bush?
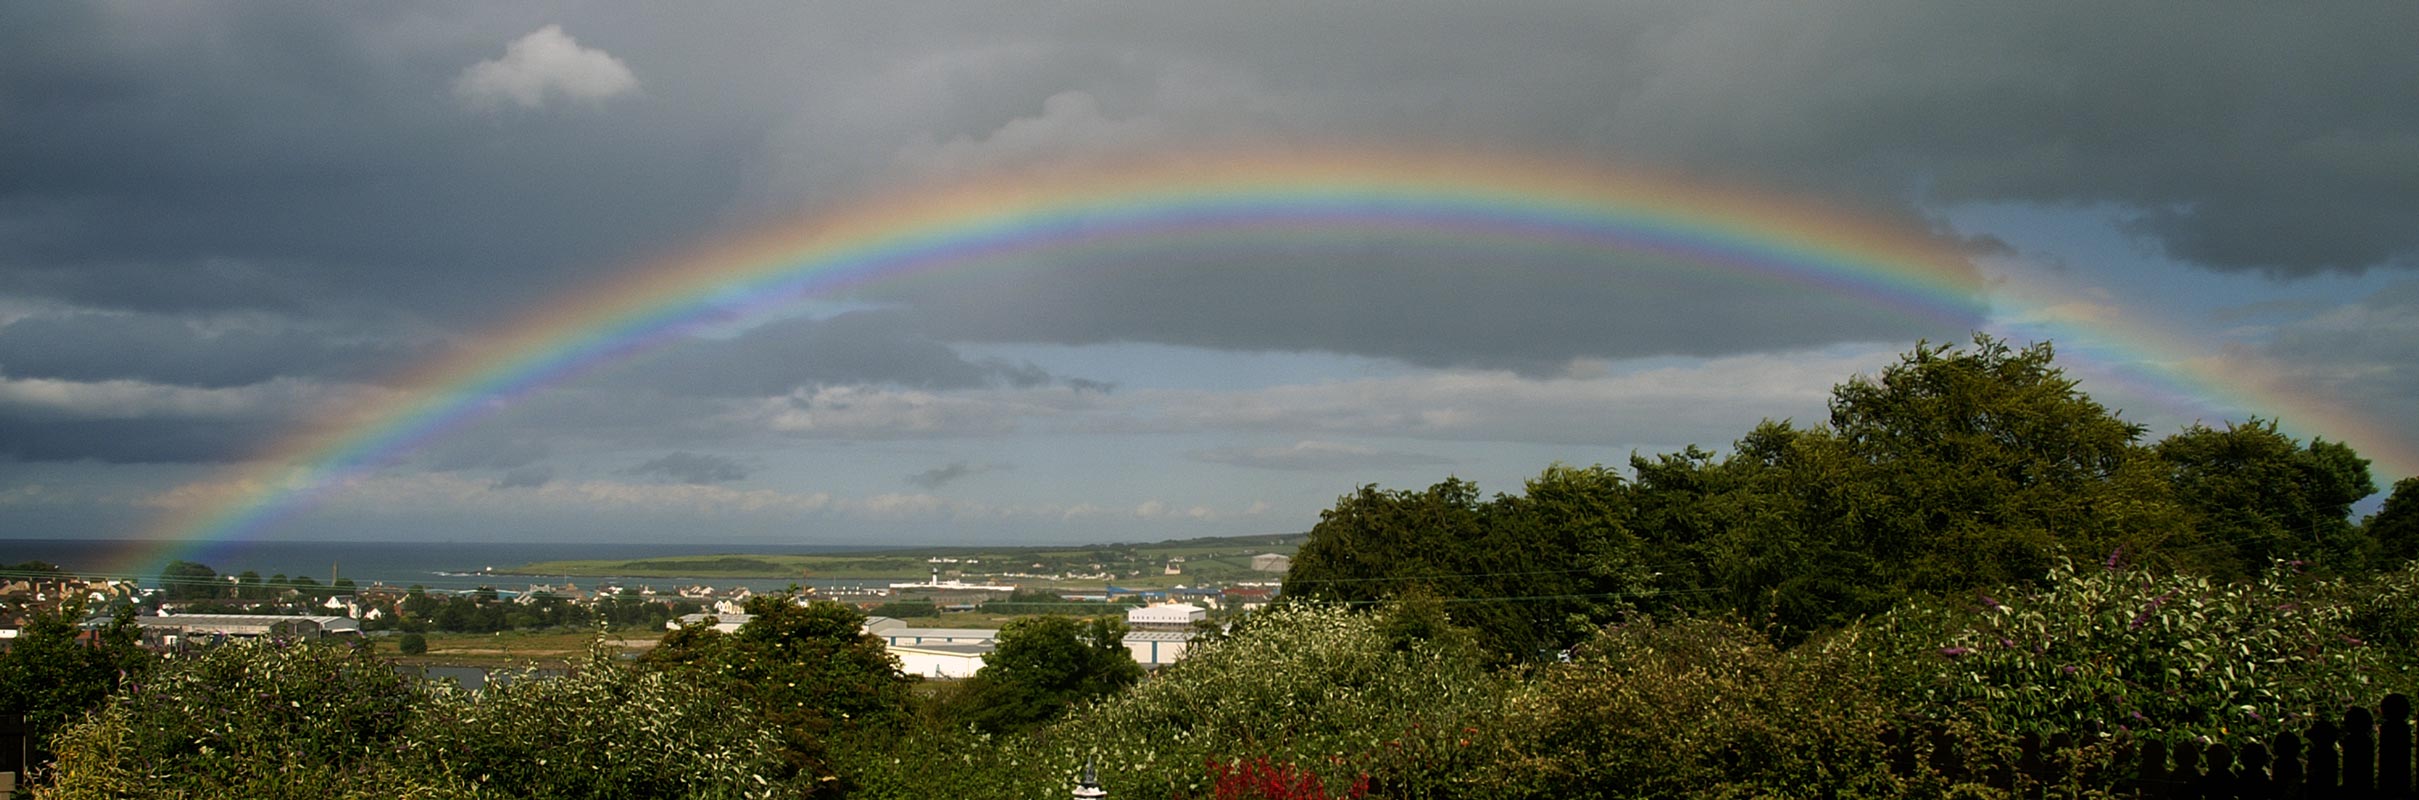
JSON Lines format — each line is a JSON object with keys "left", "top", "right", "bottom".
{"left": 42, "top": 638, "right": 427, "bottom": 799}
{"left": 1866, "top": 559, "right": 2419, "bottom": 740}
{"left": 850, "top": 602, "right": 1504, "bottom": 799}
{"left": 398, "top": 633, "right": 428, "bottom": 655}
{"left": 393, "top": 643, "right": 810, "bottom": 799}
{"left": 1486, "top": 618, "right": 1915, "bottom": 799}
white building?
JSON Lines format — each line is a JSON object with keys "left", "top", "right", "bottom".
{"left": 1126, "top": 603, "right": 1205, "bottom": 629}
{"left": 1250, "top": 553, "right": 1292, "bottom": 572}
{"left": 892, "top": 642, "right": 991, "bottom": 678}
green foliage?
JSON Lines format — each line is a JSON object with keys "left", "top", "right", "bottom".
{"left": 1284, "top": 468, "right": 1647, "bottom": 659}
{"left": 0, "top": 603, "right": 152, "bottom": 764}
{"left": 2155, "top": 418, "right": 2378, "bottom": 574}
{"left": 398, "top": 632, "right": 428, "bottom": 655}
{"left": 157, "top": 559, "right": 226, "bottom": 601}
{"left": 43, "top": 638, "right": 424, "bottom": 798}
{"left": 42, "top": 638, "right": 811, "bottom": 800}
{"left": 644, "top": 592, "right": 913, "bottom": 784}
{"left": 1486, "top": 618, "right": 1918, "bottom": 799}
{"left": 392, "top": 643, "right": 809, "bottom": 799}
{"left": 958, "top": 615, "right": 1143, "bottom": 733}
{"left": 1866, "top": 560, "right": 2419, "bottom": 740}
{"left": 847, "top": 603, "right": 1504, "bottom": 799}
{"left": 2364, "top": 475, "right": 2419, "bottom": 567}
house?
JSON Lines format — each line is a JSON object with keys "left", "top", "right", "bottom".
{"left": 1250, "top": 553, "right": 1291, "bottom": 572}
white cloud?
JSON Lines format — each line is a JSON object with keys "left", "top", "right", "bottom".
{"left": 454, "top": 25, "right": 639, "bottom": 110}
{"left": 0, "top": 372, "right": 366, "bottom": 421}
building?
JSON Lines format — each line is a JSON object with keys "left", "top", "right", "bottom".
{"left": 1250, "top": 553, "right": 1292, "bottom": 572}
{"left": 1126, "top": 603, "right": 1205, "bottom": 630}
{"left": 892, "top": 642, "right": 991, "bottom": 678}
{"left": 134, "top": 614, "right": 360, "bottom": 646}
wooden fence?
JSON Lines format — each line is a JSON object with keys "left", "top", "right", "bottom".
{"left": 1886, "top": 694, "right": 2415, "bottom": 799}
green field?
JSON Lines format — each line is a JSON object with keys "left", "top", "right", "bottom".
{"left": 504, "top": 533, "right": 1304, "bottom": 582}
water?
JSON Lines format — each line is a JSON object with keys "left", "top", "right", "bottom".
{"left": 0, "top": 538, "right": 893, "bottom": 594}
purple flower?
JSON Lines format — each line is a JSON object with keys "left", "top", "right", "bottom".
{"left": 2062, "top": 665, "right": 2078, "bottom": 675}
{"left": 1940, "top": 646, "right": 1972, "bottom": 658}
{"left": 2130, "top": 590, "right": 2175, "bottom": 630}
{"left": 1980, "top": 594, "right": 2002, "bottom": 610}
{"left": 1999, "top": 638, "right": 2015, "bottom": 649}
{"left": 2105, "top": 546, "right": 2128, "bottom": 571}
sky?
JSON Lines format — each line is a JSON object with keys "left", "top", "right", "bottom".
{"left": 2, "top": 3, "right": 2415, "bottom": 548}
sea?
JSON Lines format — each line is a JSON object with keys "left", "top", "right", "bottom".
{"left": 0, "top": 538, "right": 896, "bottom": 595}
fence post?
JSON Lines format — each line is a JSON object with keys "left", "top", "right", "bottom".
{"left": 2313, "top": 719, "right": 2342, "bottom": 798}
{"left": 2272, "top": 732, "right": 2304, "bottom": 799}
{"left": 2347, "top": 706, "right": 2376, "bottom": 797}
{"left": 2380, "top": 694, "right": 2411, "bottom": 799}
{"left": 0, "top": 713, "right": 23, "bottom": 785}
{"left": 2138, "top": 739, "right": 2174, "bottom": 800}
{"left": 2238, "top": 742, "right": 2273, "bottom": 800}
{"left": 2173, "top": 740, "right": 2206, "bottom": 800}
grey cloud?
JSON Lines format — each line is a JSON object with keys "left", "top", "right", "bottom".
{"left": 424, "top": 437, "right": 553, "bottom": 472}
{"left": 1190, "top": 440, "right": 1455, "bottom": 472}
{"left": 0, "top": 416, "right": 281, "bottom": 463}
{"left": 601, "top": 309, "right": 1098, "bottom": 395}
{"left": 0, "top": 311, "right": 427, "bottom": 387}
{"left": 628, "top": 451, "right": 749, "bottom": 484}
{"left": 1, "top": 1, "right": 2412, "bottom": 430}
{"left": 490, "top": 465, "right": 556, "bottom": 490}
{"left": 906, "top": 461, "right": 1011, "bottom": 489}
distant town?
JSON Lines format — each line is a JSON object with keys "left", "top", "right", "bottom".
{"left": 0, "top": 533, "right": 1304, "bottom": 677}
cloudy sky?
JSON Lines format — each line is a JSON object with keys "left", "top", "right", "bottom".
{"left": 3, "top": 3, "right": 2415, "bottom": 547}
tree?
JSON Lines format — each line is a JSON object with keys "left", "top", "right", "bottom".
{"left": 0, "top": 602, "right": 153, "bottom": 764}
{"left": 961, "top": 615, "right": 1143, "bottom": 733}
{"left": 2364, "top": 476, "right": 2419, "bottom": 567}
{"left": 156, "top": 560, "right": 222, "bottom": 601}
{"left": 2155, "top": 419, "right": 2377, "bottom": 574}
{"left": 644, "top": 591, "right": 913, "bottom": 783}
{"left": 398, "top": 633, "right": 428, "bottom": 656}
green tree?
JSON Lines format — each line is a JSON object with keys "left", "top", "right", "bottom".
{"left": 2155, "top": 419, "right": 2377, "bottom": 574}
{"left": 645, "top": 591, "right": 912, "bottom": 784}
{"left": 397, "top": 632, "right": 427, "bottom": 656}
{"left": 961, "top": 615, "right": 1143, "bottom": 733}
{"left": 2364, "top": 476, "right": 2419, "bottom": 568}
{"left": 0, "top": 602, "right": 152, "bottom": 764}
{"left": 156, "top": 559, "right": 223, "bottom": 601}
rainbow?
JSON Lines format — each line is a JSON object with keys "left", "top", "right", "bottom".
{"left": 115, "top": 149, "right": 2412, "bottom": 577}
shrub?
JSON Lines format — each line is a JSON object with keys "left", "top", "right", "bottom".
{"left": 41, "top": 638, "right": 428, "bottom": 799}
{"left": 1868, "top": 559, "right": 2419, "bottom": 740}
{"left": 1485, "top": 617, "right": 1916, "bottom": 799}
{"left": 398, "top": 633, "right": 428, "bottom": 655}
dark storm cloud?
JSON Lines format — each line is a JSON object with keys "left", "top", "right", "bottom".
{"left": 0, "top": 4, "right": 763, "bottom": 322}
{"left": 3, "top": 1, "right": 2414, "bottom": 406}
{"left": 0, "top": 416, "right": 280, "bottom": 464}
{"left": 0, "top": 312, "right": 426, "bottom": 387}
{"left": 628, "top": 451, "right": 750, "bottom": 485}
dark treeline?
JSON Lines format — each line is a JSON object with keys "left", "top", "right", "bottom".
{"left": 1283, "top": 335, "right": 2410, "bottom": 658}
